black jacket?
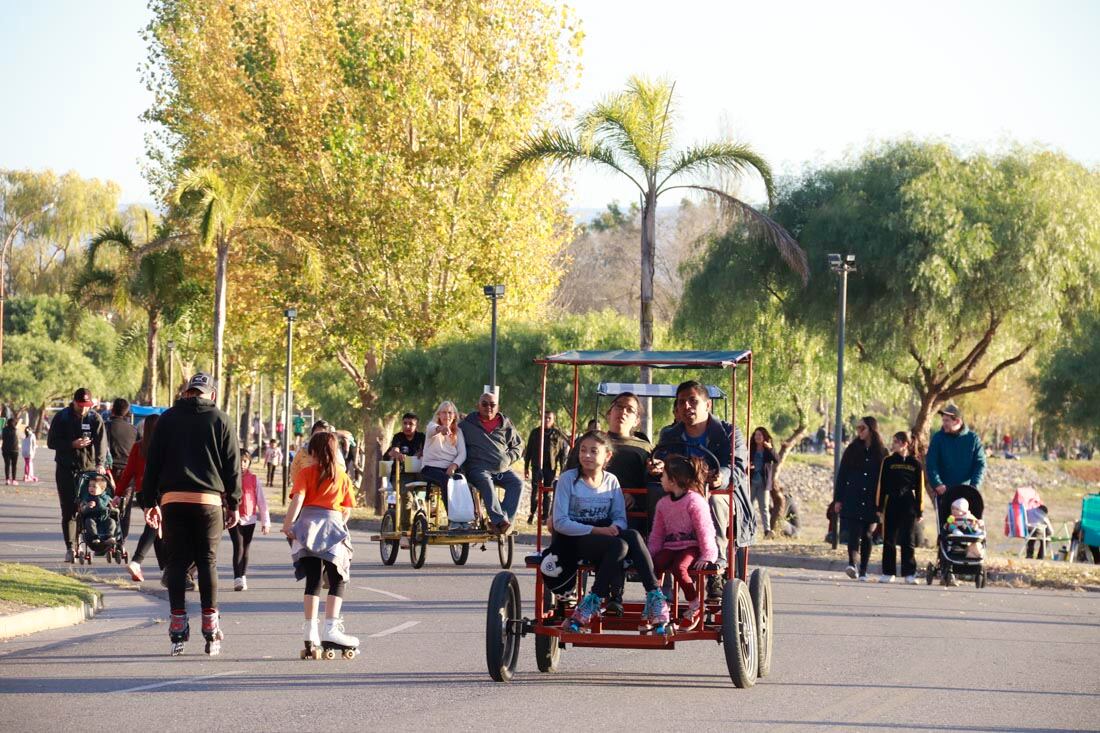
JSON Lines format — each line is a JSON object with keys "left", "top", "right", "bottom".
{"left": 47, "top": 405, "right": 108, "bottom": 470}
{"left": 107, "top": 417, "right": 138, "bottom": 471}
{"left": 834, "top": 440, "right": 887, "bottom": 522}
{"left": 1, "top": 423, "right": 18, "bottom": 454}
{"left": 524, "top": 425, "right": 568, "bottom": 475}
{"left": 875, "top": 453, "right": 924, "bottom": 517}
{"left": 140, "top": 397, "right": 241, "bottom": 510}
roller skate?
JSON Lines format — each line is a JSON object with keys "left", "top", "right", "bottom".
{"left": 201, "top": 609, "right": 224, "bottom": 655}
{"left": 321, "top": 617, "right": 359, "bottom": 659}
{"left": 300, "top": 619, "right": 321, "bottom": 659}
{"left": 640, "top": 588, "right": 672, "bottom": 635}
{"left": 565, "top": 592, "right": 601, "bottom": 633}
{"left": 168, "top": 611, "right": 189, "bottom": 656}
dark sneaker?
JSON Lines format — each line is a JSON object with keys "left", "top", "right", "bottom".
{"left": 605, "top": 590, "right": 625, "bottom": 617}
{"left": 706, "top": 575, "right": 726, "bottom": 600}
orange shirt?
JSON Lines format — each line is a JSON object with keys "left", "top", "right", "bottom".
{"left": 292, "top": 463, "right": 354, "bottom": 512}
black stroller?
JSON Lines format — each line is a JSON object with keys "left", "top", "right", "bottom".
{"left": 74, "top": 470, "right": 128, "bottom": 565}
{"left": 925, "top": 485, "right": 987, "bottom": 588}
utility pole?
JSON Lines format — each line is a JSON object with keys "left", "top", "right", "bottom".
{"left": 828, "top": 253, "right": 856, "bottom": 550}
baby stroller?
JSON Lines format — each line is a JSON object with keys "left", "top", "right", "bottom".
{"left": 924, "top": 485, "right": 987, "bottom": 588}
{"left": 74, "top": 470, "right": 128, "bottom": 565}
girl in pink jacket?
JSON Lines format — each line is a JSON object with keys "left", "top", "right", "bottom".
{"left": 648, "top": 454, "right": 718, "bottom": 630}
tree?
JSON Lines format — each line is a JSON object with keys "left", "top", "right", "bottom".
{"left": 1033, "top": 314, "right": 1100, "bottom": 442}
{"left": 496, "top": 76, "right": 808, "bottom": 420}
{"left": 770, "top": 141, "right": 1100, "bottom": 442}
{"left": 0, "top": 333, "right": 105, "bottom": 430}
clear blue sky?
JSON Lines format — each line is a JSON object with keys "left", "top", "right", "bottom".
{"left": 1, "top": 0, "right": 1097, "bottom": 208}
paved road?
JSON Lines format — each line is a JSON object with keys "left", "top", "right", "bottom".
{"left": 1, "top": 453, "right": 1098, "bottom": 732}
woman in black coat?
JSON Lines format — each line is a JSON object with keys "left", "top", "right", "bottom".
{"left": 832, "top": 416, "right": 888, "bottom": 580}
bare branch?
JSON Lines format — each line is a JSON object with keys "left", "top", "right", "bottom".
{"left": 942, "top": 345, "right": 1034, "bottom": 399}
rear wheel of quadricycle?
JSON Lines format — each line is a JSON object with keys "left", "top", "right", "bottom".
{"left": 749, "top": 568, "right": 774, "bottom": 678}
{"left": 378, "top": 510, "right": 399, "bottom": 566}
{"left": 721, "top": 578, "right": 758, "bottom": 688}
{"left": 485, "top": 571, "right": 521, "bottom": 682}
{"left": 925, "top": 562, "right": 935, "bottom": 585}
{"left": 497, "top": 533, "right": 514, "bottom": 569}
{"left": 535, "top": 588, "right": 561, "bottom": 673}
{"left": 409, "top": 513, "right": 429, "bottom": 569}
{"left": 450, "top": 543, "right": 470, "bottom": 565}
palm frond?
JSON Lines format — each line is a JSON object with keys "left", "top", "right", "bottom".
{"left": 87, "top": 223, "right": 136, "bottom": 265}
{"left": 495, "top": 129, "right": 645, "bottom": 193}
{"left": 173, "top": 168, "right": 224, "bottom": 249}
{"left": 659, "top": 142, "right": 776, "bottom": 202}
{"left": 581, "top": 93, "right": 649, "bottom": 172}
{"left": 679, "top": 184, "right": 809, "bottom": 285}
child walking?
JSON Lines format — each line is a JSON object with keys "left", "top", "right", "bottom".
{"left": 22, "top": 426, "right": 38, "bottom": 482}
{"left": 539, "top": 431, "right": 668, "bottom": 633}
{"left": 264, "top": 439, "right": 281, "bottom": 487}
{"left": 230, "top": 453, "right": 270, "bottom": 591}
{"left": 282, "top": 431, "right": 359, "bottom": 658}
{"left": 648, "top": 454, "right": 718, "bottom": 631}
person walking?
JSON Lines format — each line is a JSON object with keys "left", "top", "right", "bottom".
{"left": 106, "top": 399, "right": 139, "bottom": 540}
{"left": 140, "top": 373, "right": 241, "bottom": 656}
{"left": 523, "top": 410, "right": 568, "bottom": 524}
{"left": 2, "top": 419, "right": 19, "bottom": 485}
{"left": 459, "top": 392, "right": 524, "bottom": 534}
{"left": 119, "top": 414, "right": 161, "bottom": 582}
{"left": 748, "top": 427, "right": 778, "bottom": 539}
{"left": 230, "top": 452, "right": 269, "bottom": 591}
{"left": 263, "top": 439, "right": 281, "bottom": 487}
{"left": 47, "top": 388, "right": 108, "bottom": 562}
{"left": 21, "top": 425, "right": 38, "bottom": 482}
{"left": 876, "top": 431, "right": 924, "bottom": 584}
{"left": 832, "top": 416, "right": 888, "bottom": 581}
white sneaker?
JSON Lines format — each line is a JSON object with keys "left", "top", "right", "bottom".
{"left": 845, "top": 565, "right": 857, "bottom": 579}
{"left": 233, "top": 576, "right": 247, "bottom": 591}
{"left": 858, "top": 574, "right": 868, "bottom": 582}
{"left": 323, "top": 617, "right": 359, "bottom": 648}
{"left": 879, "top": 574, "right": 895, "bottom": 584}
{"left": 904, "top": 575, "right": 918, "bottom": 585}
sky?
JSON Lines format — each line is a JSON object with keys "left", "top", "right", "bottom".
{"left": 1, "top": 0, "right": 1098, "bottom": 209}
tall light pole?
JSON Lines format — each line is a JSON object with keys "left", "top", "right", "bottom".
{"left": 167, "top": 340, "right": 176, "bottom": 404}
{"left": 282, "top": 307, "right": 297, "bottom": 505}
{"left": 828, "top": 253, "right": 856, "bottom": 549}
{"left": 483, "top": 284, "right": 505, "bottom": 393}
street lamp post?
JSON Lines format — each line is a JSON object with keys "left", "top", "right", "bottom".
{"left": 828, "top": 253, "right": 856, "bottom": 550}
{"left": 167, "top": 340, "right": 176, "bottom": 404}
{"left": 482, "top": 284, "right": 505, "bottom": 393}
{"left": 282, "top": 308, "right": 297, "bottom": 505}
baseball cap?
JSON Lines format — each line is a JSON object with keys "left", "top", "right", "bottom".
{"left": 73, "top": 388, "right": 95, "bottom": 407}
{"left": 186, "top": 372, "right": 217, "bottom": 396}
{"left": 938, "top": 403, "right": 962, "bottom": 420}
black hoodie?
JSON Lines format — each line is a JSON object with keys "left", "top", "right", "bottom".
{"left": 140, "top": 396, "right": 241, "bottom": 510}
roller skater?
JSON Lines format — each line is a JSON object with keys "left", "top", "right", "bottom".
{"left": 202, "top": 609, "right": 224, "bottom": 655}
{"left": 283, "top": 431, "right": 359, "bottom": 661}
{"left": 168, "top": 611, "right": 189, "bottom": 656}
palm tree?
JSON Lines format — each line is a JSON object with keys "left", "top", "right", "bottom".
{"left": 75, "top": 216, "right": 201, "bottom": 404}
{"left": 498, "top": 76, "right": 808, "bottom": 389}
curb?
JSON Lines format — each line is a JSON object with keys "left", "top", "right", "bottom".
{"left": 0, "top": 592, "right": 104, "bottom": 641}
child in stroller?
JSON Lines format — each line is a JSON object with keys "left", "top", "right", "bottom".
{"left": 75, "top": 470, "right": 127, "bottom": 564}
{"left": 925, "top": 485, "right": 988, "bottom": 588}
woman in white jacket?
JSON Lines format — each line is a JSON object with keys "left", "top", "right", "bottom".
{"left": 420, "top": 401, "right": 467, "bottom": 515}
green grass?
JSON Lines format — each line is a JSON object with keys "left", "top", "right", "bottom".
{"left": 783, "top": 452, "right": 833, "bottom": 468}
{"left": 0, "top": 562, "right": 100, "bottom": 609}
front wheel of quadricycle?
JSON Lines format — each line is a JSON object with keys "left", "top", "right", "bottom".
{"left": 497, "top": 533, "right": 514, "bottom": 569}
{"left": 925, "top": 562, "right": 935, "bottom": 585}
{"left": 450, "top": 543, "right": 470, "bottom": 565}
{"left": 749, "top": 568, "right": 774, "bottom": 678}
{"left": 409, "top": 513, "right": 429, "bottom": 569}
{"left": 535, "top": 589, "right": 561, "bottom": 673}
{"left": 485, "top": 571, "right": 521, "bottom": 682}
{"left": 378, "top": 510, "right": 399, "bottom": 566}
{"left": 721, "top": 578, "right": 758, "bottom": 688}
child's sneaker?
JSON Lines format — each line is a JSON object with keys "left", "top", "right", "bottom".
{"left": 643, "top": 588, "right": 670, "bottom": 633}
{"left": 845, "top": 565, "right": 857, "bottom": 579}
{"left": 904, "top": 575, "right": 918, "bottom": 585}
{"left": 879, "top": 574, "right": 895, "bottom": 584}
{"left": 566, "top": 592, "right": 602, "bottom": 632}
{"left": 675, "top": 598, "right": 702, "bottom": 631}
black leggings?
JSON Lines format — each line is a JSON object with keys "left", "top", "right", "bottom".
{"left": 299, "top": 557, "right": 345, "bottom": 597}
{"left": 3, "top": 452, "right": 17, "bottom": 480}
{"left": 554, "top": 529, "right": 658, "bottom": 597}
{"left": 131, "top": 523, "right": 163, "bottom": 567}
{"left": 228, "top": 523, "right": 256, "bottom": 577}
{"left": 162, "top": 503, "right": 222, "bottom": 611}
{"left": 56, "top": 465, "right": 80, "bottom": 548}
{"left": 529, "top": 469, "right": 555, "bottom": 516}
{"left": 847, "top": 518, "right": 875, "bottom": 575}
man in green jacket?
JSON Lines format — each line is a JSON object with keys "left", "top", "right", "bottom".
{"left": 926, "top": 403, "right": 986, "bottom": 498}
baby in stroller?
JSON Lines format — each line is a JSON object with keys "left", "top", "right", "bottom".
{"left": 946, "top": 498, "right": 985, "bottom": 539}
{"left": 926, "top": 486, "right": 988, "bottom": 587}
{"left": 78, "top": 471, "right": 122, "bottom": 556}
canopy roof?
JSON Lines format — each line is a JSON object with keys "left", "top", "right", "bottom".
{"left": 596, "top": 382, "right": 726, "bottom": 399}
{"left": 536, "top": 350, "right": 751, "bottom": 368}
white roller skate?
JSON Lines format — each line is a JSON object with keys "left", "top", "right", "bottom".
{"left": 201, "top": 609, "right": 224, "bottom": 655}
{"left": 321, "top": 617, "right": 359, "bottom": 659}
{"left": 168, "top": 611, "right": 189, "bottom": 656}
{"left": 300, "top": 619, "right": 321, "bottom": 659}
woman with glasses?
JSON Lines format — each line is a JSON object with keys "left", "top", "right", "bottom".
{"left": 831, "top": 416, "right": 888, "bottom": 581}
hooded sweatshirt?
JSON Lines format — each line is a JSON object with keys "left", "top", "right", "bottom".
{"left": 926, "top": 425, "right": 986, "bottom": 490}
{"left": 140, "top": 397, "right": 241, "bottom": 510}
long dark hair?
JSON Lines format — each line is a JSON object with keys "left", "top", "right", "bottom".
{"left": 841, "top": 415, "right": 887, "bottom": 468}
{"left": 140, "top": 414, "right": 159, "bottom": 456}
{"left": 309, "top": 431, "right": 338, "bottom": 482}
{"left": 751, "top": 426, "right": 773, "bottom": 449}
{"left": 862, "top": 416, "right": 887, "bottom": 458}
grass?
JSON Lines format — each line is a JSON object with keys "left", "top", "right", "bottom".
{"left": 0, "top": 562, "right": 100, "bottom": 609}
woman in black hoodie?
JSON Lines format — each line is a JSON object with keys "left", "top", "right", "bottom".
{"left": 832, "top": 416, "right": 888, "bottom": 580}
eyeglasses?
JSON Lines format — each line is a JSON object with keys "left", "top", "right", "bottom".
{"left": 856, "top": 425, "right": 867, "bottom": 432}
{"left": 480, "top": 401, "right": 497, "bottom": 407}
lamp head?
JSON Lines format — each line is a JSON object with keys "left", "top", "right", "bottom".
{"left": 285, "top": 307, "right": 298, "bottom": 320}
{"left": 482, "top": 284, "right": 505, "bottom": 298}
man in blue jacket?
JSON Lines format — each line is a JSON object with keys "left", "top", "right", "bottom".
{"left": 926, "top": 403, "right": 986, "bottom": 499}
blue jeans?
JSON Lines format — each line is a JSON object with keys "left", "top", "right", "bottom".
{"left": 467, "top": 468, "right": 522, "bottom": 525}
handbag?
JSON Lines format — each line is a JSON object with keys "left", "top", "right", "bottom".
{"left": 446, "top": 474, "right": 475, "bottom": 523}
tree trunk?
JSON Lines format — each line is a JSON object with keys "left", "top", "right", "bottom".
{"left": 639, "top": 188, "right": 657, "bottom": 436}
{"left": 243, "top": 378, "right": 254, "bottom": 454}
{"left": 212, "top": 239, "right": 229, "bottom": 404}
{"left": 144, "top": 308, "right": 161, "bottom": 405}
{"left": 774, "top": 397, "right": 808, "bottom": 474}
{"left": 910, "top": 390, "right": 943, "bottom": 459}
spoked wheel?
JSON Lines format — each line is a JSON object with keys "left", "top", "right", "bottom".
{"left": 925, "top": 562, "right": 935, "bottom": 585}
{"left": 535, "top": 588, "right": 561, "bottom": 673}
{"left": 409, "top": 513, "right": 429, "bottom": 569}
{"left": 450, "top": 543, "right": 470, "bottom": 565}
{"left": 378, "top": 510, "right": 399, "bottom": 566}
{"left": 721, "top": 578, "right": 758, "bottom": 688}
{"left": 748, "top": 568, "right": 774, "bottom": 678}
{"left": 497, "top": 533, "right": 514, "bottom": 569}
{"left": 485, "top": 571, "right": 522, "bottom": 682}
